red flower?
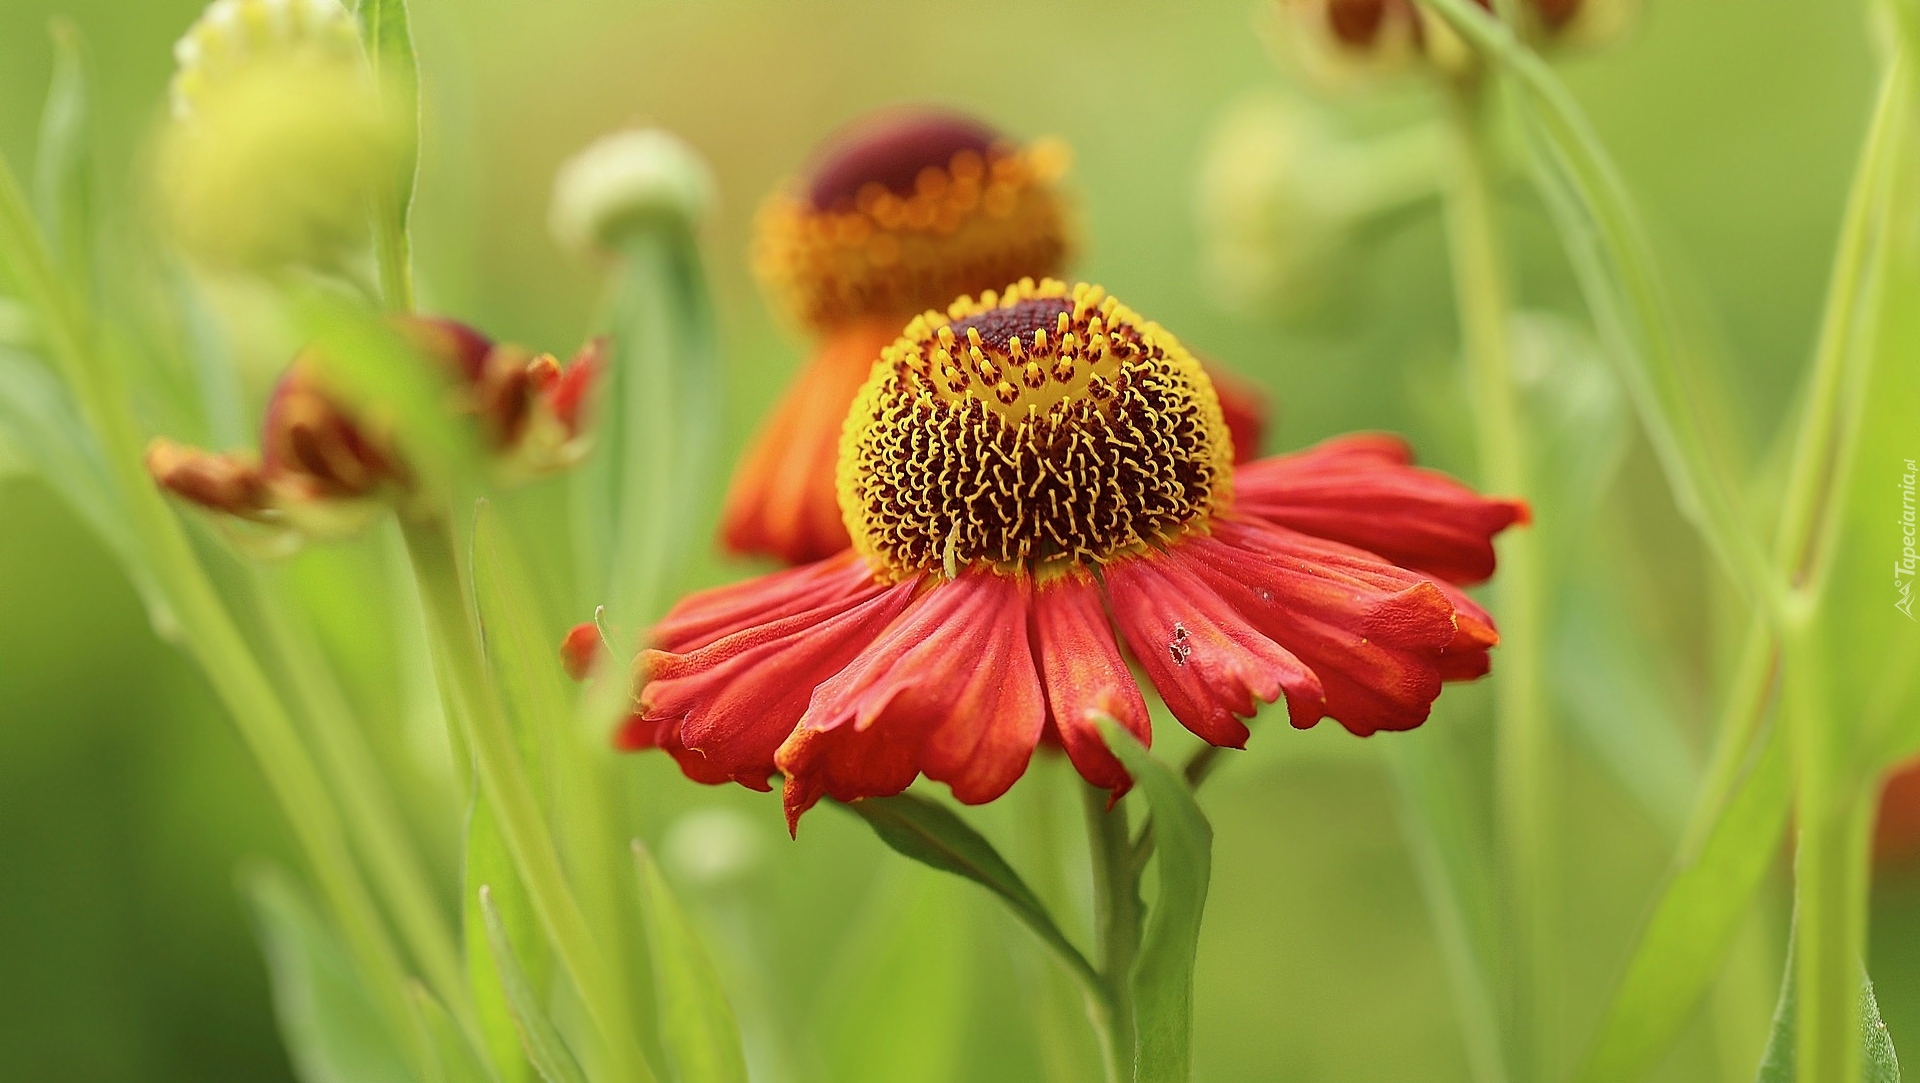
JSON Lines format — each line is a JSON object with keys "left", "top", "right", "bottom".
{"left": 721, "top": 109, "right": 1267, "bottom": 566}
{"left": 618, "top": 280, "right": 1524, "bottom": 830}
{"left": 147, "top": 317, "right": 600, "bottom": 542}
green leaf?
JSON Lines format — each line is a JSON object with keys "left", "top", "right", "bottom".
{"left": 354, "top": 0, "right": 418, "bottom": 309}
{"left": 1384, "top": 733, "right": 1509, "bottom": 1083}
{"left": 469, "top": 502, "right": 558, "bottom": 802}
{"left": 1578, "top": 723, "right": 1791, "bottom": 1083}
{"left": 295, "top": 292, "right": 476, "bottom": 494}
{"left": 240, "top": 863, "right": 414, "bottom": 1083}
{"left": 465, "top": 789, "right": 543, "bottom": 1083}
{"left": 844, "top": 792, "right": 1097, "bottom": 988}
{"left": 816, "top": 868, "right": 973, "bottom": 1083}
{"left": 410, "top": 983, "right": 497, "bottom": 1083}
{"left": 34, "top": 18, "right": 91, "bottom": 285}
{"left": 478, "top": 885, "right": 588, "bottom": 1083}
{"left": 1754, "top": 939, "right": 1900, "bottom": 1083}
{"left": 1805, "top": 108, "right": 1920, "bottom": 770}
{"left": 1101, "top": 720, "right": 1213, "bottom": 1083}
{"left": 632, "top": 842, "right": 749, "bottom": 1083}
{"left": 0, "top": 345, "right": 176, "bottom": 637}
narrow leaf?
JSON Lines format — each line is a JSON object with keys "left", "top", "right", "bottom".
{"left": 34, "top": 18, "right": 91, "bottom": 283}
{"left": 1579, "top": 724, "right": 1791, "bottom": 1083}
{"left": 411, "top": 982, "right": 498, "bottom": 1083}
{"left": 465, "top": 789, "right": 542, "bottom": 1083}
{"left": 1101, "top": 720, "right": 1213, "bottom": 1083}
{"left": 355, "top": 0, "right": 418, "bottom": 218}
{"left": 1384, "top": 735, "right": 1509, "bottom": 1083}
{"left": 240, "top": 864, "right": 413, "bottom": 1083}
{"left": 478, "top": 885, "right": 588, "bottom": 1083}
{"left": 0, "top": 345, "right": 177, "bottom": 637}
{"left": 816, "top": 869, "right": 973, "bottom": 1083}
{"left": 633, "top": 842, "right": 750, "bottom": 1083}
{"left": 1755, "top": 939, "right": 1900, "bottom": 1082}
{"left": 845, "top": 792, "right": 1096, "bottom": 985}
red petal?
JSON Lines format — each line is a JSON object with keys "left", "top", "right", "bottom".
{"left": 559, "top": 622, "right": 601, "bottom": 681}
{"left": 1030, "top": 572, "right": 1152, "bottom": 797}
{"left": 719, "top": 321, "right": 898, "bottom": 565}
{"left": 652, "top": 550, "right": 885, "bottom": 653}
{"left": 1104, "top": 550, "right": 1324, "bottom": 747}
{"left": 1233, "top": 433, "right": 1528, "bottom": 585}
{"left": 1204, "top": 363, "right": 1269, "bottom": 465}
{"left": 776, "top": 571, "right": 1046, "bottom": 832}
{"left": 1427, "top": 577, "right": 1499, "bottom": 681}
{"left": 550, "top": 338, "right": 604, "bottom": 436}
{"left": 1180, "top": 520, "right": 1464, "bottom": 736}
{"left": 632, "top": 571, "right": 922, "bottom": 790}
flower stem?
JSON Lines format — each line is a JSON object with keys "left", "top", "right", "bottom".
{"left": 1083, "top": 783, "right": 1140, "bottom": 1083}
{"left": 251, "top": 566, "right": 484, "bottom": 1054}
{"left": 398, "top": 513, "right": 654, "bottom": 1082}
{"left": 1440, "top": 81, "right": 1554, "bottom": 1083}
{"left": 1783, "top": 614, "right": 1876, "bottom": 1083}
{"left": 0, "top": 153, "right": 430, "bottom": 1074}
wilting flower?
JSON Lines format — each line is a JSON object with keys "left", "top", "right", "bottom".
{"left": 1270, "top": 0, "right": 1633, "bottom": 82}
{"left": 159, "top": 0, "right": 398, "bottom": 272}
{"left": 611, "top": 279, "right": 1525, "bottom": 830}
{"left": 723, "top": 109, "right": 1267, "bottom": 566}
{"left": 148, "top": 318, "right": 599, "bottom": 544}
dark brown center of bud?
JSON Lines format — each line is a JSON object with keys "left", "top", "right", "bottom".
{"left": 806, "top": 109, "right": 999, "bottom": 211}
{"left": 1327, "top": 0, "right": 1391, "bottom": 45}
{"left": 1531, "top": 0, "right": 1581, "bottom": 30}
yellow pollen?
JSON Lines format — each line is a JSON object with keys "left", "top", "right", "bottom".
{"left": 837, "top": 278, "right": 1234, "bottom": 578}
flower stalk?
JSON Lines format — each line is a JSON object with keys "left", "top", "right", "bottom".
{"left": 1084, "top": 784, "right": 1142, "bottom": 1083}
{"left": 398, "top": 512, "right": 655, "bottom": 1082}
{"left": 1439, "top": 78, "right": 1555, "bottom": 1082}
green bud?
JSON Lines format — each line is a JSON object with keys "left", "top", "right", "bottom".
{"left": 549, "top": 128, "right": 716, "bottom": 255}
{"left": 159, "top": 0, "right": 395, "bottom": 272}
{"left": 1196, "top": 95, "right": 1440, "bottom": 316}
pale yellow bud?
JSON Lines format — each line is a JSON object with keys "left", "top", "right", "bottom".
{"left": 549, "top": 129, "right": 716, "bottom": 255}
{"left": 158, "top": 0, "right": 394, "bottom": 272}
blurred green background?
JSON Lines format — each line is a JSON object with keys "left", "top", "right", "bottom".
{"left": 0, "top": 1, "right": 1910, "bottom": 1080}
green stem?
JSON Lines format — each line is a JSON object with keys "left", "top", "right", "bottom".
{"left": 372, "top": 196, "right": 414, "bottom": 314}
{"left": 398, "top": 513, "right": 654, "bottom": 1083}
{"left": 1440, "top": 81, "right": 1555, "bottom": 1083}
{"left": 1084, "top": 783, "right": 1140, "bottom": 1083}
{"left": 251, "top": 567, "right": 484, "bottom": 1054}
{"left": 1784, "top": 616, "right": 1876, "bottom": 1083}
{"left": 1413, "top": 0, "right": 1778, "bottom": 612}
{"left": 0, "top": 152, "right": 429, "bottom": 1074}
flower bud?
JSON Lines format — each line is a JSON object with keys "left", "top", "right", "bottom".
{"left": 159, "top": 0, "right": 396, "bottom": 272}
{"left": 549, "top": 129, "right": 716, "bottom": 255}
{"left": 751, "top": 108, "right": 1073, "bottom": 333}
{"left": 1270, "top": 0, "right": 1634, "bottom": 84}
{"left": 1196, "top": 95, "right": 1440, "bottom": 316}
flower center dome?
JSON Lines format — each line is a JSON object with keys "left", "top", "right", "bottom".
{"left": 838, "top": 279, "right": 1234, "bottom": 578}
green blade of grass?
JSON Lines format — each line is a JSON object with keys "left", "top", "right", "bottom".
{"left": 632, "top": 842, "right": 749, "bottom": 1083}
{"left": 478, "top": 885, "right": 589, "bottom": 1083}
{"left": 242, "top": 863, "right": 414, "bottom": 1083}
